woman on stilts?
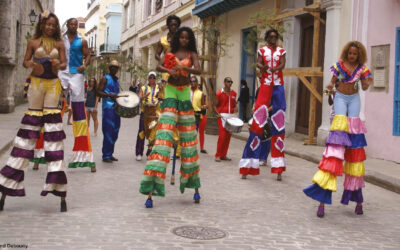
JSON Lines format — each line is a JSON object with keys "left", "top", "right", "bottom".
{"left": 0, "top": 11, "right": 68, "bottom": 212}
{"left": 139, "top": 27, "right": 202, "bottom": 208}
{"left": 303, "top": 41, "right": 372, "bottom": 217}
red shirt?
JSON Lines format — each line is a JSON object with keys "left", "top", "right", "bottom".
{"left": 216, "top": 88, "right": 237, "bottom": 114}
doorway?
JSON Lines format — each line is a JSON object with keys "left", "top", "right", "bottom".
{"left": 295, "top": 13, "right": 326, "bottom": 134}
{"left": 240, "top": 27, "right": 257, "bottom": 121}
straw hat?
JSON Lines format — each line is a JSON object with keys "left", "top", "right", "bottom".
{"left": 109, "top": 60, "right": 120, "bottom": 68}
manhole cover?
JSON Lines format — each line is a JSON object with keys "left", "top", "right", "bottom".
{"left": 172, "top": 226, "right": 227, "bottom": 240}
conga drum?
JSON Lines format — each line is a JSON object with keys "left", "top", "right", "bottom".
{"left": 143, "top": 103, "right": 158, "bottom": 139}
{"left": 114, "top": 91, "right": 140, "bottom": 118}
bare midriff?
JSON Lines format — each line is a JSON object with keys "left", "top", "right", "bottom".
{"left": 337, "top": 82, "right": 358, "bottom": 95}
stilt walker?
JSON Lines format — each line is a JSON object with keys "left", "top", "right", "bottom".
{"left": 303, "top": 41, "right": 372, "bottom": 217}
{"left": 0, "top": 11, "right": 68, "bottom": 212}
{"left": 238, "top": 29, "right": 287, "bottom": 181}
{"left": 58, "top": 18, "right": 95, "bottom": 172}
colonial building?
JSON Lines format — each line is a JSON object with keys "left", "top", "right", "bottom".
{"left": 192, "top": 0, "right": 400, "bottom": 163}
{"left": 120, "top": 0, "right": 198, "bottom": 89}
{"left": 0, "top": 0, "right": 55, "bottom": 113}
{"left": 85, "top": 0, "right": 122, "bottom": 57}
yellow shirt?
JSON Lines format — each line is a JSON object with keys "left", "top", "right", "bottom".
{"left": 160, "top": 35, "right": 170, "bottom": 83}
{"left": 191, "top": 89, "right": 203, "bottom": 112}
{"left": 160, "top": 35, "right": 170, "bottom": 51}
{"left": 141, "top": 85, "right": 160, "bottom": 112}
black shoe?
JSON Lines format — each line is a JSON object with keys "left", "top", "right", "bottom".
{"left": 102, "top": 158, "right": 113, "bottom": 163}
{"left": 60, "top": 200, "right": 67, "bottom": 212}
{"left": 110, "top": 156, "right": 118, "bottom": 161}
{"left": 0, "top": 199, "right": 4, "bottom": 211}
{"left": 200, "top": 149, "right": 208, "bottom": 154}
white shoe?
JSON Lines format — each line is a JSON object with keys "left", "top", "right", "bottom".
{"left": 136, "top": 155, "right": 142, "bottom": 161}
{"left": 260, "top": 161, "right": 267, "bottom": 166}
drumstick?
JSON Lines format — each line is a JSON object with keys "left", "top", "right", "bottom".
{"left": 117, "top": 94, "right": 129, "bottom": 98}
{"left": 171, "top": 145, "right": 177, "bottom": 185}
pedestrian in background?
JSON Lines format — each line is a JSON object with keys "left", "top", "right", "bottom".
{"left": 238, "top": 79, "right": 250, "bottom": 122}
{"left": 85, "top": 77, "right": 99, "bottom": 137}
{"left": 129, "top": 79, "right": 139, "bottom": 93}
{"left": 190, "top": 76, "right": 208, "bottom": 153}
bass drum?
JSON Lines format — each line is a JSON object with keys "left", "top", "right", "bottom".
{"left": 225, "top": 117, "right": 244, "bottom": 134}
{"left": 114, "top": 91, "right": 140, "bottom": 118}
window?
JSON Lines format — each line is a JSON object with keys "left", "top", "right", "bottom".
{"left": 130, "top": 0, "right": 135, "bottom": 26}
{"left": 394, "top": 27, "right": 400, "bottom": 135}
{"left": 147, "top": 0, "right": 153, "bottom": 17}
{"left": 123, "top": 4, "right": 129, "bottom": 30}
{"left": 155, "top": 0, "right": 163, "bottom": 12}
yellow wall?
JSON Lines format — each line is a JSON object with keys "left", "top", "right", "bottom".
{"left": 215, "top": 0, "right": 274, "bottom": 93}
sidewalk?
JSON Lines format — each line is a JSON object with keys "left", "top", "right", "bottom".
{"left": 1, "top": 103, "right": 400, "bottom": 194}
{"left": 232, "top": 124, "right": 400, "bottom": 194}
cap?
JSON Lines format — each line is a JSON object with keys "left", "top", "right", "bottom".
{"left": 148, "top": 71, "right": 157, "bottom": 78}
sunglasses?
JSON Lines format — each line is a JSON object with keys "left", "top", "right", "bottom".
{"left": 169, "top": 23, "right": 179, "bottom": 27}
{"left": 148, "top": 76, "right": 156, "bottom": 79}
{"left": 226, "top": 80, "right": 233, "bottom": 84}
{"left": 190, "top": 80, "right": 198, "bottom": 83}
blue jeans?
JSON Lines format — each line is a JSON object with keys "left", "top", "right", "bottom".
{"left": 334, "top": 92, "right": 360, "bottom": 117}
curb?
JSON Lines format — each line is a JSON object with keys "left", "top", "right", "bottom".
{"left": 232, "top": 133, "right": 400, "bottom": 195}
{"left": 0, "top": 140, "right": 13, "bottom": 158}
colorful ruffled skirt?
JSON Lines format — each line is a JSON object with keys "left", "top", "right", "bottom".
{"left": 303, "top": 114, "right": 367, "bottom": 204}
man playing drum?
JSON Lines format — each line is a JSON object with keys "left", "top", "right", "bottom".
{"left": 214, "top": 77, "right": 238, "bottom": 162}
{"left": 135, "top": 72, "right": 161, "bottom": 160}
{"left": 96, "top": 60, "right": 124, "bottom": 163}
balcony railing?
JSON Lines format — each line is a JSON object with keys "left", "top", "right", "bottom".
{"left": 99, "top": 43, "right": 120, "bottom": 54}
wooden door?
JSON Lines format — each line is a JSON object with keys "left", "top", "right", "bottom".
{"left": 295, "top": 13, "right": 326, "bottom": 134}
{"left": 240, "top": 27, "right": 257, "bottom": 120}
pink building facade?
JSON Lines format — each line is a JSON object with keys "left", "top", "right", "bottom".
{"left": 351, "top": 0, "right": 400, "bottom": 162}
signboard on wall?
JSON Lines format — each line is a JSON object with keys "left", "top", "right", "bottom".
{"left": 371, "top": 44, "right": 390, "bottom": 92}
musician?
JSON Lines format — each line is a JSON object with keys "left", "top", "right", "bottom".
{"left": 140, "top": 27, "right": 202, "bottom": 208}
{"left": 190, "top": 76, "right": 208, "bottom": 153}
{"left": 135, "top": 71, "right": 161, "bottom": 161}
{"left": 214, "top": 77, "right": 238, "bottom": 162}
{"left": 96, "top": 60, "right": 122, "bottom": 163}
{"left": 59, "top": 17, "right": 95, "bottom": 172}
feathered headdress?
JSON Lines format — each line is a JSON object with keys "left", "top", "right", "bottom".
{"left": 38, "top": 10, "right": 50, "bottom": 22}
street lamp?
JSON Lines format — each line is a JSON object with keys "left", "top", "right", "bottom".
{"left": 28, "top": 9, "right": 37, "bottom": 25}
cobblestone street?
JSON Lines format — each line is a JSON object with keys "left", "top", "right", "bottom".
{"left": 0, "top": 112, "right": 399, "bottom": 250}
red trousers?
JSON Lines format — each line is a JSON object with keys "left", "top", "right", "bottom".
{"left": 250, "top": 83, "right": 274, "bottom": 135}
{"left": 215, "top": 117, "right": 231, "bottom": 158}
{"left": 198, "top": 114, "right": 207, "bottom": 150}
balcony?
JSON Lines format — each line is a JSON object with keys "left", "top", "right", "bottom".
{"left": 99, "top": 43, "right": 120, "bottom": 54}
{"left": 193, "top": 0, "right": 261, "bottom": 18}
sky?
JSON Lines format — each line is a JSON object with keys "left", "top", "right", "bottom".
{"left": 55, "top": 0, "right": 90, "bottom": 26}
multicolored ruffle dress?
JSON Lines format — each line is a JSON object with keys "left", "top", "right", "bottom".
{"left": 303, "top": 61, "right": 372, "bottom": 207}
